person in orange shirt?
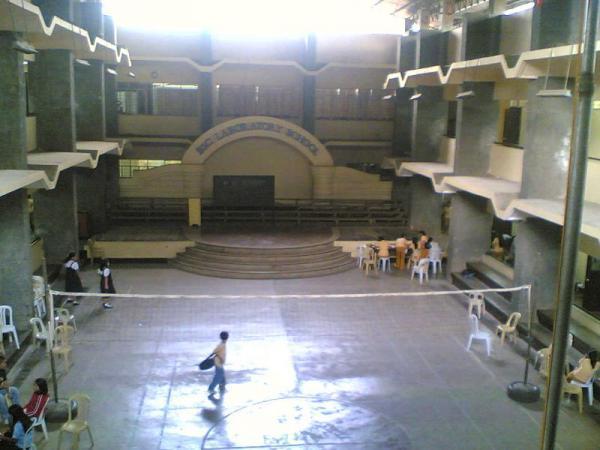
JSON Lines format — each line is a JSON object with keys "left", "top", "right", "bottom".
{"left": 566, "top": 350, "right": 599, "bottom": 383}
{"left": 377, "top": 237, "right": 389, "bottom": 258}
{"left": 395, "top": 234, "right": 408, "bottom": 269}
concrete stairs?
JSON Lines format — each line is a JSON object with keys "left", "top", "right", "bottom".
{"left": 170, "top": 240, "right": 356, "bottom": 279}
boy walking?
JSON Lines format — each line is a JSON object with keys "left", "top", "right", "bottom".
{"left": 208, "top": 331, "right": 229, "bottom": 395}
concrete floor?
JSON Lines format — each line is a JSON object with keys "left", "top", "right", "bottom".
{"left": 10, "top": 263, "right": 600, "bottom": 450}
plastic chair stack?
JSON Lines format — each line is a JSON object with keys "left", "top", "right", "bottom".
{"left": 29, "top": 318, "right": 49, "bottom": 348}
{"left": 0, "top": 305, "right": 20, "bottom": 349}
{"left": 52, "top": 325, "right": 75, "bottom": 372}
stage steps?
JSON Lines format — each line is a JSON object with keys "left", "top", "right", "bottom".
{"left": 171, "top": 240, "right": 356, "bottom": 279}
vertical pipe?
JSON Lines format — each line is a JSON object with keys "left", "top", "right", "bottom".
{"left": 47, "top": 290, "right": 59, "bottom": 403}
{"left": 540, "top": 1, "right": 598, "bottom": 449}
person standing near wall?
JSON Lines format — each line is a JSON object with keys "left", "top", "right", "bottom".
{"left": 208, "top": 331, "right": 229, "bottom": 396}
{"left": 98, "top": 260, "right": 115, "bottom": 310}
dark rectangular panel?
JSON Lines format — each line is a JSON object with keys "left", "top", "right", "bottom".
{"left": 213, "top": 176, "right": 275, "bottom": 206}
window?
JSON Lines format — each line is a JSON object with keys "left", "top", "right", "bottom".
{"left": 216, "top": 84, "right": 301, "bottom": 118}
{"left": 119, "top": 159, "right": 181, "bottom": 178}
{"left": 315, "top": 88, "right": 394, "bottom": 120}
{"left": 117, "top": 83, "right": 198, "bottom": 116}
{"left": 502, "top": 107, "right": 522, "bottom": 146}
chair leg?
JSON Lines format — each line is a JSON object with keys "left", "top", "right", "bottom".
{"left": 57, "top": 430, "right": 64, "bottom": 449}
{"left": 500, "top": 331, "right": 506, "bottom": 346}
{"left": 41, "top": 418, "right": 48, "bottom": 440}
{"left": 87, "top": 427, "right": 94, "bottom": 447}
{"left": 486, "top": 339, "right": 491, "bottom": 356}
{"left": 13, "top": 331, "right": 19, "bottom": 349}
{"left": 578, "top": 392, "right": 583, "bottom": 414}
{"left": 467, "top": 336, "right": 473, "bottom": 351}
{"left": 586, "top": 386, "right": 593, "bottom": 406}
{"left": 73, "top": 432, "right": 81, "bottom": 450}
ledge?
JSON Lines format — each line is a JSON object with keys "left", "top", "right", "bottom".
{"left": 0, "top": 0, "right": 131, "bottom": 67}
{"left": 442, "top": 176, "right": 521, "bottom": 218}
{"left": 76, "top": 141, "right": 122, "bottom": 167}
{"left": 384, "top": 42, "right": 589, "bottom": 88}
{"left": 0, "top": 170, "right": 52, "bottom": 198}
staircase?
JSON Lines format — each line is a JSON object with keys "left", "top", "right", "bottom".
{"left": 170, "top": 240, "right": 356, "bottom": 279}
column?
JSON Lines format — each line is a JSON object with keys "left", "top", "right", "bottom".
{"left": 447, "top": 193, "right": 493, "bottom": 273}
{"left": 513, "top": 219, "right": 562, "bottom": 316}
{"left": 0, "top": 32, "right": 34, "bottom": 336}
{"left": 301, "top": 33, "right": 317, "bottom": 134}
{"left": 32, "top": 0, "right": 73, "bottom": 23}
{"left": 30, "top": 49, "right": 79, "bottom": 265}
{"left": 104, "top": 14, "right": 119, "bottom": 137}
{"left": 409, "top": 176, "right": 443, "bottom": 237}
{"left": 199, "top": 32, "right": 214, "bottom": 134}
{"left": 75, "top": 2, "right": 108, "bottom": 235}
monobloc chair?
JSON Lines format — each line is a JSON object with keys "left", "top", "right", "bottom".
{"left": 23, "top": 424, "right": 36, "bottom": 450}
{"left": 466, "top": 314, "right": 492, "bottom": 356}
{"left": 356, "top": 245, "right": 367, "bottom": 268}
{"left": 410, "top": 258, "right": 430, "bottom": 284}
{"left": 32, "top": 275, "right": 45, "bottom": 300}
{"left": 568, "top": 367, "right": 599, "bottom": 407}
{"left": 55, "top": 307, "right": 77, "bottom": 331}
{"left": 378, "top": 255, "right": 391, "bottom": 272}
{"left": 362, "top": 248, "right": 377, "bottom": 275}
{"left": 33, "top": 298, "right": 46, "bottom": 319}
{"left": 467, "top": 293, "right": 485, "bottom": 319}
{"left": 0, "top": 305, "right": 20, "bottom": 349}
{"left": 52, "top": 325, "right": 75, "bottom": 372}
{"left": 563, "top": 375, "right": 584, "bottom": 414}
{"left": 429, "top": 248, "right": 443, "bottom": 275}
{"left": 496, "top": 312, "right": 521, "bottom": 345}
{"left": 29, "top": 317, "right": 49, "bottom": 348}
{"left": 58, "top": 394, "right": 94, "bottom": 450}
{"left": 31, "top": 395, "right": 50, "bottom": 441}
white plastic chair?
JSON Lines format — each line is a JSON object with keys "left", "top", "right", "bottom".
{"left": 31, "top": 395, "right": 50, "bottom": 441}
{"left": 356, "top": 245, "right": 367, "bottom": 268}
{"left": 410, "top": 258, "right": 430, "bottom": 284}
{"left": 468, "top": 293, "right": 485, "bottom": 319}
{"left": 362, "top": 248, "right": 377, "bottom": 275}
{"left": 55, "top": 307, "right": 77, "bottom": 331}
{"left": 569, "top": 367, "right": 599, "bottom": 407}
{"left": 29, "top": 317, "right": 49, "bottom": 348}
{"left": 33, "top": 298, "right": 46, "bottom": 319}
{"left": 378, "top": 256, "right": 391, "bottom": 272}
{"left": 0, "top": 305, "right": 20, "bottom": 349}
{"left": 23, "top": 423, "right": 36, "bottom": 450}
{"left": 467, "top": 314, "right": 492, "bottom": 356}
{"left": 429, "top": 248, "right": 443, "bottom": 274}
{"left": 32, "top": 275, "right": 45, "bottom": 300}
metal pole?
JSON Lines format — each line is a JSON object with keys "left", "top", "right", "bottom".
{"left": 524, "top": 285, "right": 532, "bottom": 384}
{"left": 540, "top": 1, "right": 599, "bottom": 448}
{"left": 47, "top": 290, "right": 59, "bottom": 403}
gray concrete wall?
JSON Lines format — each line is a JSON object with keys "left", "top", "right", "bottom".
{"left": 76, "top": 159, "right": 108, "bottom": 234}
{"left": 409, "top": 176, "right": 443, "bottom": 237}
{"left": 521, "top": 78, "right": 572, "bottom": 199}
{"left": 447, "top": 193, "right": 493, "bottom": 273}
{"left": 465, "top": 16, "right": 501, "bottom": 59}
{"left": 413, "top": 86, "right": 446, "bottom": 162}
{"left": 513, "top": 219, "right": 561, "bottom": 319}
{"left": 0, "top": 33, "right": 33, "bottom": 339}
{"left": 30, "top": 49, "right": 79, "bottom": 264}
{"left": 33, "top": 172, "right": 79, "bottom": 264}
{"left": 530, "top": 0, "right": 583, "bottom": 50}
{"left": 392, "top": 89, "right": 412, "bottom": 157}
{"left": 454, "top": 82, "right": 498, "bottom": 176}
{"left": 32, "top": 0, "right": 73, "bottom": 22}
{"left": 105, "top": 68, "right": 119, "bottom": 137}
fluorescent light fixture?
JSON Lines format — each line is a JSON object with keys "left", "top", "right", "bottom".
{"left": 75, "top": 58, "right": 90, "bottom": 66}
{"left": 503, "top": 1, "right": 534, "bottom": 15}
{"left": 106, "top": 68, "right": 118, "bottom": 75}
{"left": 128, "top": 71, "right": 136, "bottom": 78}
{"left": 382, "top": 94, "right": 395, "bottom": 100}
{"left": 536, "top": 89, "right": 572, "bottom": 98}
{"left": 12, "top": 39, "right": 37, "bottom": 54}
{"left": 456, "top": 90, "right": 475, "bottom": 99}
{"left": 409, "top": 91, "right": 422, "bottom": 101}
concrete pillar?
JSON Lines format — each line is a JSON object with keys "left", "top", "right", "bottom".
{"left": 521, "top": 78, "right": 572, "bottom": 199}
{"left": 454, "top": 82, "right": 498, "bottom": 176}
{"left": 104, "top": 69, "right": 118, "bottom": 137}
{"left": 392, "top": 89, "right": 412, "bottom": 156}
{"left": 513, "top": 219, "right": 561, "bottom": 318}
{"left": 32, "top": 0, "right": 73, "bottom": 22}
{"left": 198, "top": 32, "right": 214, "bottom": 134}
{"left": 30, "top": 49, "right": 79, "bottom": 264}
{"left": 302, "top": 33, "right": 317, "bottom": 134}
{"left": 0, "top": 32, "right": 33, "bottom": 337}
{"left": 447, "top": 193, "right": 493, "bottom": 273}
{"left": 413, "top": 86, "right": 447, "bottom": 162}
{"left": 530, "top": 0, "right": 583, "bottom": 50}
{"left": 464, "top": 15, "right": 501, "bottom": 59}
{"left": 409, "top": 176, "right": 443, "bottom": 237}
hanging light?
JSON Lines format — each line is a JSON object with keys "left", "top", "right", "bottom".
{"left": 536, "top": 45, "right": 574, "bottom": 98}
{"left": 409, "top": 90, "right": 422, "bottom": 101}
{"left": 106, "top": 68, "right": 118, "bottom": 75}
{"left": 75, "top": 58, "right": 91, "bottom": 66}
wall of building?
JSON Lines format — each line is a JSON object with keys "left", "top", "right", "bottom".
{"left": 201, "top": 137, "right": 313, "bottom": 199}
{"left": 118, "top": 114, "right": 200, "bottom": 137}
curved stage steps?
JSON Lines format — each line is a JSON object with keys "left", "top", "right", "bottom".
{"left": 171, "top": 240, "right": 356, "bottom": 279}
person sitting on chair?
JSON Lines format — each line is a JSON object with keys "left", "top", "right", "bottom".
{"left": 566, "top": 350, "right": 600, "bottom": 383}
{"left": 23, "top": 378, "right": 48, "bottom": 419}
{"left": 0, "top": 357, "right": 20, "bottom": 425}
{"left": 1, "top": 406, "right": 32, "bottom": 449}
{"left": 376, "top": 237, "right": 389, "bottom": 258}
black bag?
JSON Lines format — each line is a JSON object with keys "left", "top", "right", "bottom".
{"left": 199, "top": 354, "right": 215, "bottom": 371}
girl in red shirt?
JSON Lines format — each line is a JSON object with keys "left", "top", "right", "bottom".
{"left": 23, "top": 378, "right": 49, "bottom": 418}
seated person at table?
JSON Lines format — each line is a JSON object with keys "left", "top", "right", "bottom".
{"left": 566, "top": 350, "right": 600, "bottom": 383}
{"left": 418, "top": 231, "right": 428, "bottom": 248}
{"left": 0, "top": 406, "right": 32, "bottom": 450}
{"left": 377, "top": 237, "right": 389, "bottom": 258}
{"left": 23, "top": 378, "right": 49, "bottom": 418}
{"left": 0, "top": 357, "right": 20, "bottom": 425}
